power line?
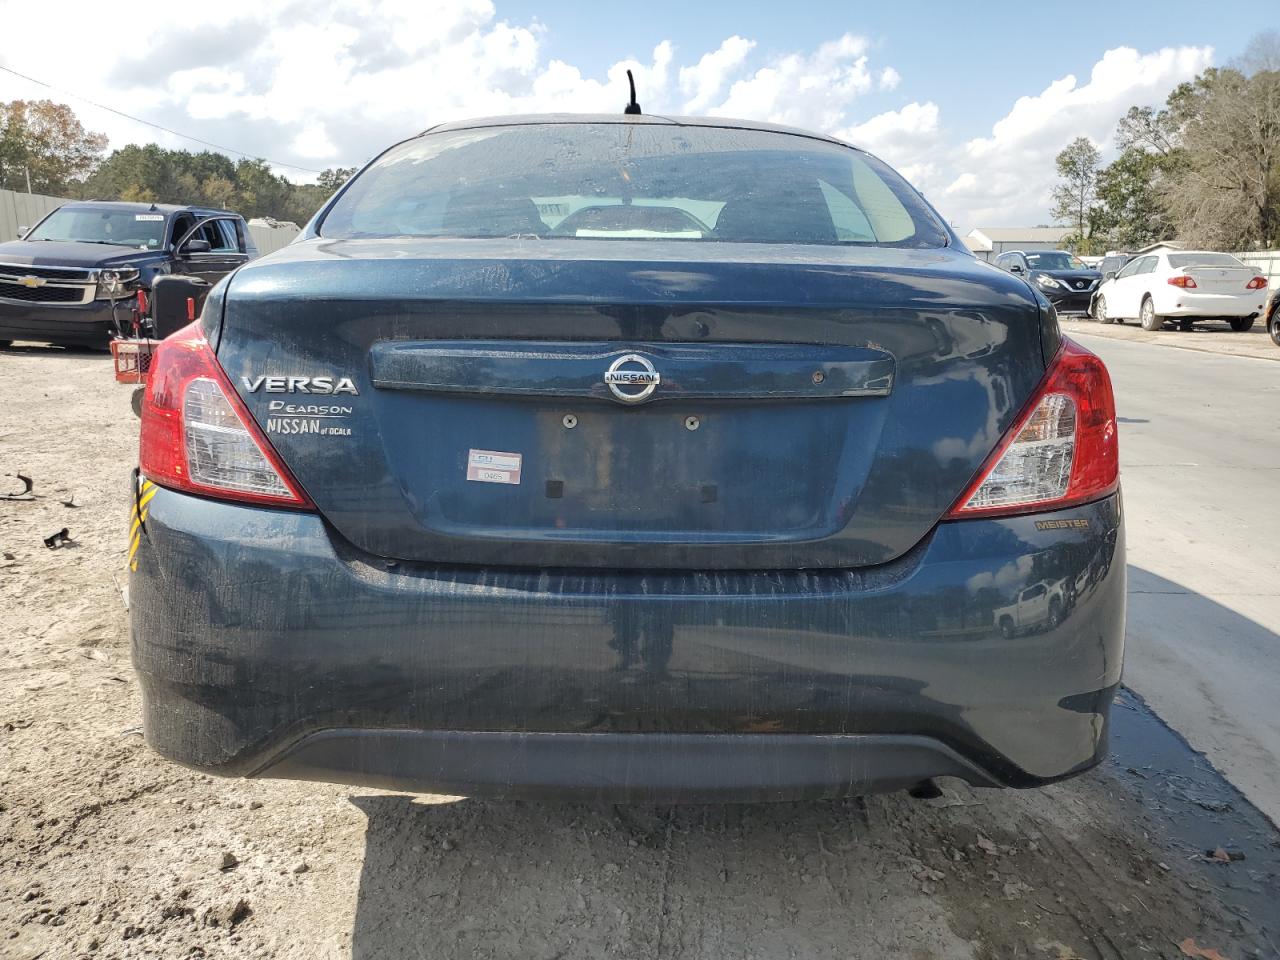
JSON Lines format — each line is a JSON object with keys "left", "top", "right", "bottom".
{"left": 0, "top": 62, "right": 325, "bottom": 175}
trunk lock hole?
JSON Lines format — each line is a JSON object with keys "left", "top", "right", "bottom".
{"left": 684, "top": 416, "right": 700, "bottom": 431}
{"left": 812, "top": 370, "right": 825, "bottom": 384}
{"left": 562, "top": 414, "right": 578, "bottom": 429}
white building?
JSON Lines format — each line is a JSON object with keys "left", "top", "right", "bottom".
{"left": 963, "top": 227, "right": 1074, "bottom": 262}
{"left": 1132, "top": 241, "right": 1184, "bottom": 256}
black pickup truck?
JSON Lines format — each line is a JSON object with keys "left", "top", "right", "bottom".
{"left": 0, "top": 201, "right": 256, "bottom": 348}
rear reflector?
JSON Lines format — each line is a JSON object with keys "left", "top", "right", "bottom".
{"left": 139, "top": 323, "right": 312, "bottom": 508}
{"left": 1167, "top": 275, "right": 1197, "bottom": 289}
{"left": 1246, "top": 276, "right": 1268, "bottom": 290}
{"left": 947, "top": 337, "right": 1117, "bottom": 519}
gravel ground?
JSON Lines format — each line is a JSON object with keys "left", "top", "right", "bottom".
{"left": 1, "top": 344, "right": 1276, "bottom": 960}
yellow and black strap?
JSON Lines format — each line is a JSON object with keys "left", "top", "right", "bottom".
{"left": 129, "top": 477, "right": 157, "bottom": 571}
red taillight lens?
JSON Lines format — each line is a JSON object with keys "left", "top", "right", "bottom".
{"left": 1246, "top": 276, "right": 1267, "bottom": 290}
{"left": 139, "top": 323, "right": 312, "bottom": 509}
{"left": 946, "top": 337, "right": 1118, "bottom": 519}
{"left": 1167, "top": 275, "right": 1197, "bottom": 288}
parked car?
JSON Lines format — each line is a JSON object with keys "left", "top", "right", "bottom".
{"left": 0, "top": 201, "right": 256, "bottom": 348}
{"left": 1092, "top": 250, "right": 1269, "bottom": 331}
{"left": 994, "top": 250, "right": 1101, "bottom": 314}
{"left": 129, "top": 114, "right": 1124, "bottom": 803}
{"left": 1266, "top": 286, "right": 1280, "bottom": 347}
{"left": 1095, "top": 253, "right": 1134, "bottom": 283}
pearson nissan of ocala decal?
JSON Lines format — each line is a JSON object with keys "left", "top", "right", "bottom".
{"left": 242, "top": 375, "right": 358, "bottom": 438}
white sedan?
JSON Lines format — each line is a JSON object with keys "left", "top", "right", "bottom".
{"left": 1092, "top": 250, "right": 1270, "bottom": 332}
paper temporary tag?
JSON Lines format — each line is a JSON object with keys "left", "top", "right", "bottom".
{"left": 467, "top": 449, "right": 522, "bottom": 485}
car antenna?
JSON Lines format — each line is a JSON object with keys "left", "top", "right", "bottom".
{"left": 624, "top": 69, "right": 642, "bottom": 115}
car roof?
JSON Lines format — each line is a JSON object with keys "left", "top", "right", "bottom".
{"left": 60, "top": 200, "right": 238, "bottom": 217}
{"left": 1001, "top": 250, "right": 1072, "bottom": 257}
{"left": 420, "top": 113, "right": 861, "bottom": 152}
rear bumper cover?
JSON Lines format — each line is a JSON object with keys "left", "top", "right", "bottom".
{"left": 1150, "top": 289, "right": 1263, "bottom": 318}
{"left": 0, "top": 296, "right": 118, "bottom": 345}
{"left": 130, "top": 487, "right": 1125, "bottom": 801}
{"left": 268, "top": 730, "right": 1000, "bottom": 803}
{"left": 1045, "top": 289, "right": 1095, "bottom": 314}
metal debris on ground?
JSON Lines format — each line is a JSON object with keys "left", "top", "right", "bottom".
{"left": 3, "top": 473, "right": 35, "bottom": 501}
{"left": 43, "top": 528, "right": 73, "bottom": 549}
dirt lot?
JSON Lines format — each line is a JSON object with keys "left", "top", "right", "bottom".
{"left": 1, "top": 345, "right": 1277, "bottom": 960}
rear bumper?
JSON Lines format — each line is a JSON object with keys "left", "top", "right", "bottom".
{"left": 1045, "top": 289, "right": 1096, "bottom": 314}
{"left": 1151, "top": 289, "right": 1263, "bottom": 318}
{"left": 0, "top": 296, "right": 118, "bottom": 345}
{"left": 268, "top": 730, "right": 1000, "bottom": 802}
{"left": 130, "top": 486, "right": 1125, "bottom": 802}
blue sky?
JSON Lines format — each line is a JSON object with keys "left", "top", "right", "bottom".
{"left": 513, "top": 1, "right": 1266, "bottom": 133}
{"left": 0, "top": 0, "right": 1273, "bottom": 229}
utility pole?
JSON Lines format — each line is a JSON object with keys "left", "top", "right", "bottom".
{"left": 24, "top": 165, "right": 32, "bottom": 194}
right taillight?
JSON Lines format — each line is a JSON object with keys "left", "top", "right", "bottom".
{"left": 947, "top": 337, "right": 1118, "bottom": 519}
{"left": 1167, "top": 275, "right": 1197, "bottom": 288}
{"left": 139, "top": 323, "right": 312, "bottom": 509}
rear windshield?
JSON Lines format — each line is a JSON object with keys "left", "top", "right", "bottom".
{"left": 26, "top": 207, "right": 167, "bottom": 249}
{"left": 319, "top": 124, "right": 948, "bottom": 248}
{"left": 1167, "top": 253, "right": 1246, "bottom": 269}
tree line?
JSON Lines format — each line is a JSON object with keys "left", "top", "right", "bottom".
{"left": 0, "top": 99, "right": 354, "bottom": 225}
{"left": 1052, "top": 32, "right": 1280, "bottom": 254}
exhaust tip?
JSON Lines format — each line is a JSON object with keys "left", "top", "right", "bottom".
{"left": 907, "top": 779, "right": 943, "bottom": 800}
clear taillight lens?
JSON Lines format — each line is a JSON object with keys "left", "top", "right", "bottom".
{"left": 183, "top": 378, "right": 293, "bottom": 499}
{"left": 948, "top": 337, "right": 1117, "bottom": 519}
{"left": 961, "top": 394, "right": 1077, "bottom": 512}
{"left": 139, "top": 323, "right": 311, "bottom": 509}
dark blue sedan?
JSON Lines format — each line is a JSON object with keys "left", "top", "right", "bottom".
{"left": 129, "top": 115, "right": 1124, "bottom": 802}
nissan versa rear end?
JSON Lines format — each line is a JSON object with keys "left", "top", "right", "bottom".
{"left": 130, "top": 115, "right": 1124, "bottom": 802}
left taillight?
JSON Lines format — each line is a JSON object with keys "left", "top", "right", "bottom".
{"left": 946, "top": 337, "right": 1118, "bottom": 519}
{"left": 139, "top": 322, "right": 313, "bottom": 509}
{"left": 1246, "top": 276, "right": 1268, "bottom": 290}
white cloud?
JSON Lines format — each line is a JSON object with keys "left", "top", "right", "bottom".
{"left": 709, "top": 34, "right": 875, "bottom": 130}
{"left": 0, "top": 8, "right": 891, "bottom": 180}
{"left": 946, "top": 45, "right": 1213, "bottom": 227}
{"left": 679, "top": 36, "right": 756, "bottom": 114}
{"left": 841, "top": 100, "right": 939, "bottom": 147}
{"left": 0, "top": 6, "right": 1214, "bottom": 233}
{"left": 836, "top": 101, "right": 945, "bottom": 198}
{"left": 290, "top": 122, "right": 338, "bottom": 161}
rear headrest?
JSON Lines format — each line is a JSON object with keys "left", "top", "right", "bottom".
{"left": 444, "top": 192, "right": 547, "bottom": 237}
{"left": 714, "top": 182, "right": 837, "bottom": 244}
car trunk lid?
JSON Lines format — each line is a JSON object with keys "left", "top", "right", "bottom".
{"left": 1179, "top": 264, "right": 1256, "bottom": 295}
{"left": 213, "top": 238, "right": 1046, "bottom": 570}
